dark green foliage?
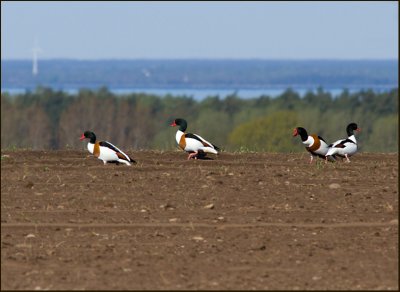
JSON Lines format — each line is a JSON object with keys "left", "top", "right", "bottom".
{"left": 1, "top": 87, "right": 398, "bottom": 152}
{"left": 229, "top": 111, "right": 300, "bottom": 152}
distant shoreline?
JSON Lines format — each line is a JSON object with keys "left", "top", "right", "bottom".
{"left": 2, "top": 58, "right": 398, "bottom": 61}
{"left": 2, "top": 59, "right": 397, "bottom": 97}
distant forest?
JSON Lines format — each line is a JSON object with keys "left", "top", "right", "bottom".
{"left": 1, "top": 87, "right": 398, "bottom": 153}
{"left": 1, "top": 59, "right": 398, "bottom": 89}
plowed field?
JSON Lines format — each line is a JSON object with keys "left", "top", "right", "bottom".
{"left": 1, "top": 150, "right": 398, "bottom": 290}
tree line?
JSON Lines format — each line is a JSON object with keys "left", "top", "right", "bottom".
{"left": 1, "top": 87, "right": 398, "bottom": 153}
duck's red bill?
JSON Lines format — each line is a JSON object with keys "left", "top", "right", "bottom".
{"left": 79, "top": 134, "right": 85, "bottom": 140}
{"left": 170, "top": 121, "right": 177, "bottom": 127}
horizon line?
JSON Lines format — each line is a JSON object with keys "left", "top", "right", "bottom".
{"left": 1, "top": 57, "right": 398, "bottom": 62}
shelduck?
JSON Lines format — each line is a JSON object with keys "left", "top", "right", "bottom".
{"left": 170, "top": 118, "right": 220, "bottom": 160}
{"left": 80, "top": 131, "right": 136, "bottom": 165}
{"left": 293, "top": 127, "right": 330, "bottom": 163}
{"left": 325, "top": 123, "right": 361, "bottom": 163}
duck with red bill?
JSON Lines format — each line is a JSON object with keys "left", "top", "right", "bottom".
{"left": 80, "top": 131, "right": 136, "bottom": 165}
{"left": 325, "top": 123, "right": 361, "bottom": 163}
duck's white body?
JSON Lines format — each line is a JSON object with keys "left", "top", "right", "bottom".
{"left": 325, "top": 123, "right": 360, "bottom": 163}
{"left": 87, "top": 141, "right": 133, "bottom": 166}
{"left": 175, "top": 130, "right": 218, "bottom": 154}
{"left": 302, "top": 135, "right": 330, "bottom": 157}
{"left": 325, "top": 135, "right": 358, "bottom": 158}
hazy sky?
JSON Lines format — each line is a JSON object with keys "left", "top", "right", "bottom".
{"left": 1, "top": 1, "right": 398, "bottom": 60}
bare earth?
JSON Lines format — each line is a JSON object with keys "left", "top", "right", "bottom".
{"left": 1, "top": 150, "right": 398, "bottom": 290}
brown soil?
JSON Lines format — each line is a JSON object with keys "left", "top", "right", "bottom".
{"left": 1, "top": 150, "right": 398, "bottom": 290}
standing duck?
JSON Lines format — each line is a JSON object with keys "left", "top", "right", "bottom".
{"left": 325, "top": 123, "right": 361, "bottom": 162}
{"left": 293, "top": 127, "right": 330, "bottom": 163}
{"left": 80, "top": 131, "right": 136, "bottom": 165}
{"left": 170, "top": 118, "right": 220, "bottom": 160}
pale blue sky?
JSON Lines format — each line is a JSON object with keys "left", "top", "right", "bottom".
{"left": 1, "top": 1, "right": 398, "bottom": 60}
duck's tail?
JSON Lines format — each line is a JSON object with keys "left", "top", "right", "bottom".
{"left": 117, "top": 152, "right": 137, "bottom": 164}
{"left": 129, "top": 156, "right": 137, "bottom": 164}
{"left": 212, "top": 144, "right": 221, "bottom": 151}
{"left": 200, "top": 147, "right": 218, "bottom": 154}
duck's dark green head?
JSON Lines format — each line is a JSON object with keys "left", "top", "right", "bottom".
{"left": 80, "top": 131, "right": 96, "bottom": 143}
{"left": 293, "top": 127, "right": 308, "bottom": 142}
{"left": 170, "top": 118, "right": 188, "bottom": 132}
{"left": 346, "top": 123, "right": 361, "bottom": 136}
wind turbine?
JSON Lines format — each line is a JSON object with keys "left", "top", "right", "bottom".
{"left": 32, "top": 39, "right": 42, "bottom": 76}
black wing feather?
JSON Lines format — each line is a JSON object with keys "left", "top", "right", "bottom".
{"left": 184, "top": 133, "right": 204, "bottom": 143}
{"left": 185, "top": 133, "right": 220, "bottom": 150}
{"left": 333, "top": 138, "right": 356, "bottom": 149}
{"left": 212, "top": 144, "right": 221, "bottom": 151}
{"left": 99, "top": 141, "right": 136, "bottom": 163}
{"left": 341, "top": 138, "right": 356, "bottom": 144}
{"left": 318, "top": 136, "right": 327, "bottom": 143}
{"left": 99, "top": 141, "right": 120, "bottom": 152}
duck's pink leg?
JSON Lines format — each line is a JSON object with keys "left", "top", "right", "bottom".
{"left": 188, "top": 151, "right": 198, "bottom": 160}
